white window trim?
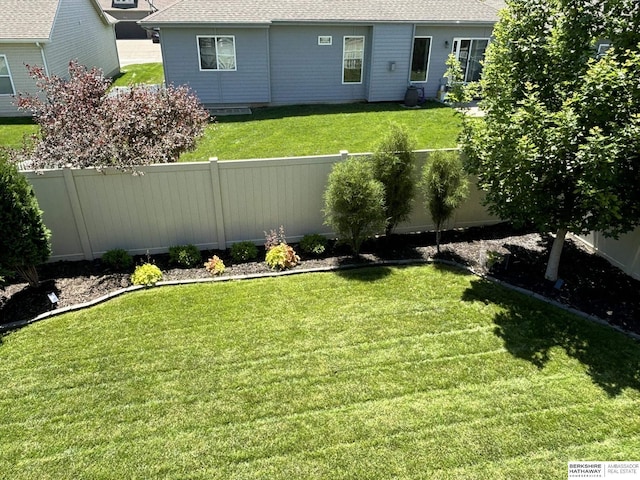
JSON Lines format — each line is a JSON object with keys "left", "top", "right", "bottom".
{"left": 597, "top": 43, "right": 611, "bottom": 58}
{"left": 409, "top": 36, "right": 432, "bottom": 84}
{"left": 452, "top": 37, "right": 490, "bottom": 83}
{"left": 196, "top": 35, "right": 237, "bottom": 72}
{"left": 0, "top": 55, "right": 16, "bottom": 96}
{"left": 342, "top": 35, "right": 365, "bottom": 85}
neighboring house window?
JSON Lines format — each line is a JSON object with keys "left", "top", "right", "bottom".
{"left": 343, "top": 36, "right": 364, "bottom": 84}
{"left": 112, "top": 0, "right": 135, "bottom": 6}
{"left": 410, "top": 36, "right": 432, "bottom": 82}
{"left": 197, "top": 36, "right": 237, "bottom": 71}
{"left": 452, "top": 38, "right": 489, "bottom": 82}
{"left": 0, "top": 55, "right": 15, "bottom": 95}
{"left": 597, "top": 43, "right": 611, "bottom": 58}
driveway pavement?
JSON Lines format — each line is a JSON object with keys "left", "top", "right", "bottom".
{"left": 117, "top": 39, "right": 162, "bottom": 66}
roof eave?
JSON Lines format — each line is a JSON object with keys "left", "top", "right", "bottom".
{"left": 140, "top": 18, "right": 497, "bottom": 28}
{"left": 139, "top": 20, "right": 272, "bottom": 28}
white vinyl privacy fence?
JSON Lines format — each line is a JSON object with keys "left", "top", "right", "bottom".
{"left": 23, "top": 149, "right": 497, "bottom": 262}
{"left": 22, "top": 149, "right": 640, "bottom": 280}
{"left": 577, "top": 230, "right": 640, "bottom": 281}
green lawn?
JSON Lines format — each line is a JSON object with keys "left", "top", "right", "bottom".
{"left": 1, "top": 265, "right": 639, "bottom": 479}
{"left": 0, "top": 117, "right": 37, "bottom": 149}
{"left": 183, "top": 101, "right": 461, "bottom": 161}
{"left": 0, "top": 61, "right": 460, "bottom": 159}
{"left": 111, "top": 62, "right": 164, "bottom": 87}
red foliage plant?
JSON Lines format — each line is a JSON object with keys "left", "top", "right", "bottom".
{"left": 14, "top": 61, "right": 211, "bottom": 172}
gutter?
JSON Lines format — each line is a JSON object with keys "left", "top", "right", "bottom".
{"left": 36, "top": 42, "right": 50, "bottom": 76}
{"left": 0, "top": 38, "right": 51, "bottom": 44}
{"left": 139, "top": 19, "right": 497, "bottom": 29}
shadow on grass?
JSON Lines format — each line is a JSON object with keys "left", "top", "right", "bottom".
{"left": 216, "top": 101, "right": 449, "bottom": 124}
{"left": 335, "top": 265, "right": 393, "bottom": 282}
{"left": 462, "top": 278, "right": 640, "bottom": 397}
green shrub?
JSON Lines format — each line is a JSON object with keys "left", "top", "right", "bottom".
{"left": 323, "top": 155, "right": 386, "bottom": 255}
{"left": 168, "top": 244, "right": 201, "bottom": 268}
{"left": 131, "top": 263, "right": 163, "bottom": 286}
{"left": 101, "top": 248, "right": 133, "bottom": 271}
{"left": 265, "top": 243, "right": 300, "bottom": 270}
{"left": 370, "top": 123, "right": 417, "bottom": 235}
{"left": 299, "top": 234, "right": 328, "bottom": 256}
{"left": 204, "top": 255, "right": 225, "bottom": 276}
{"left": 230, "top": 241, "right": 258, "bottom": 263}
{"left": 420, "top": 150, "right": 469, "bottom": 252}
{"left": 0, "top": 151, "right": 51, "bottom": 287}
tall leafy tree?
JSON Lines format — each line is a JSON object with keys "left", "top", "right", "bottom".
{"left": 463, "top": 0, "right": 640, "bottom": 281}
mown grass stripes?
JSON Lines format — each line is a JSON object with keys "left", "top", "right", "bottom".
{"left": 1, "top": 265, "right": 639, "bottom": 479}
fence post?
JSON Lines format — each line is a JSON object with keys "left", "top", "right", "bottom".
{"left": 209, "top": 158, "right": 227, "bottom": 250}
{"left": 62, "top": 166, "right": 94, "bottom": 260}
{"left": 340, "top": 150, "right": 349, "bottom": 161}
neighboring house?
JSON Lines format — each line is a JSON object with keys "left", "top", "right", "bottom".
{"left": 0, "top": 0, "right": 120, "bottom": 117}
{"left": 140, "top": 0, "right": 504, "bottom": 108}
{"left": 98, "top": 0, "right": 176, "bottom": 39}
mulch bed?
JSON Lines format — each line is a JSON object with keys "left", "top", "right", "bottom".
{"left": 1, "top": 223, "right": 639, "bottom": 336}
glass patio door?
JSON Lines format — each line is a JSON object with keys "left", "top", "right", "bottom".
{"left": 452, "top": 38, "right": 489, "bottom": 82}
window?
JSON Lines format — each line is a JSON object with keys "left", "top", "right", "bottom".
{"left": 0, "top": 55, "right": 15, "bottom": 95}
{"left": 452, "top": 38, "right": 489, "bottom": 82}
{"left": 343, "top": 36, "right": 364, "bottom": 84}
{"left": 410, "top": 37, "right": 432, "bottom": 82}
{"left": 197, "top": 36, "right": 237, "bottom": 71}
{"left": 597, "top": 43, "right": 611, "bottom": 58}
{"left": 112, "top": 0, "right": 135, "bottom": 6}
{"left": 318, "top": 36, "right": 332, "bottom": 46}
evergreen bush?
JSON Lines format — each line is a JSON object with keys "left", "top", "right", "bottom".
{"left": 370, "top": 123, "right": 417, "bottom": 235}
{"left": 101, "top": 248, "right": 133, "bottom": 271}
{"left": 0, "top": 152, "right": 51, "bottom": 287}
{"left": 168, "top": 244, "right": 201, "bottom": 268}
{"left": 230, "top": 241, "right": 258, "bottom": 263}
{"left": 299, "top": 234, "right": 328, "bottom": 256}
{"left": 323, "top": 156, "right": 386, "bottom": 255}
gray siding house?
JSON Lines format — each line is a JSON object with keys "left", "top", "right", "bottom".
{"left": 140, "top": 0, "right": 502, "bottom": 107}
{"left": 0, "top": 0, "right": 120, "bottom": 117}
{"left": 98, "top": 0, "right": 176, "bottom": 39}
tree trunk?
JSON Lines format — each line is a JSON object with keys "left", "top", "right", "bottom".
{"left": 544, "top": 228, "right": 568, "bottom": 282}
{"left": 436, "top": 229, "right": 441, "bottom": 254}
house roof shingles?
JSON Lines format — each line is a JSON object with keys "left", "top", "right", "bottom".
{"left": 141, "top": 0, "right": 504, "bottom": 26}
{"left": 0, "top": 0, "right": 60, "bottom": 41}
{"left": 96, "top": 0, "right": 178, "bottom": 14}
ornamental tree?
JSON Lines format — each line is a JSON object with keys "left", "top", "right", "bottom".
{"left": 421, "top": 151, "right": 469, "bottom": 253}
{"left": 462, "top": 0, "right": 640, "bottom": 281}
{"left": 369, "top": 123, "right": 416, "bottom": 236}
{"left": 14, "top": 61, "right": 210, "bottom": 171}
{"left": 0, "top": 151, "right": 51, "bottom": 287}
{"left": 323, "top": 156, "right": 386, "bottom": 255}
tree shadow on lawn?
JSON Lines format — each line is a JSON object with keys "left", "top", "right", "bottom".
{"left": 335, "top": 264, "right": 393, "bottom": 282}
{"left": 462, "top": 277, "right": 640, "bottom": 397}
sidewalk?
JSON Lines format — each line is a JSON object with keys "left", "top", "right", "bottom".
{"left": 116, "top": 39, "right": 162, "bottom": 66}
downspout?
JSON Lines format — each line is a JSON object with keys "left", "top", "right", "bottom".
{"left": 36, "top": 42, "right": 50, "bottom": 76}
